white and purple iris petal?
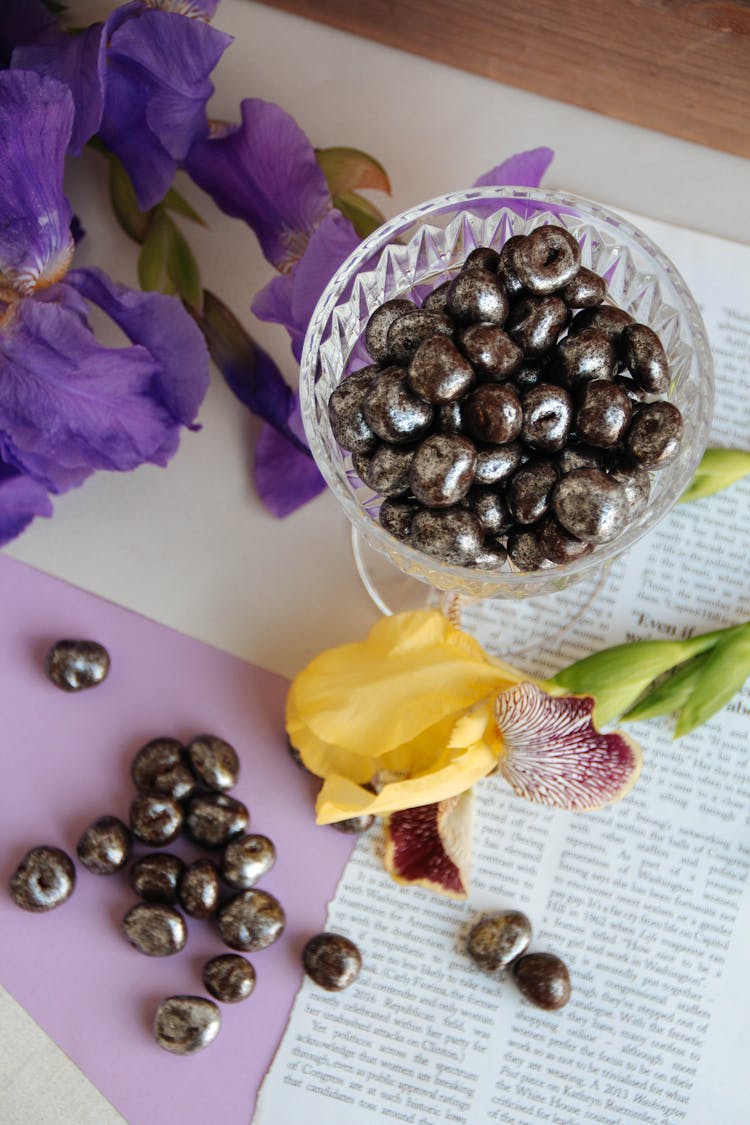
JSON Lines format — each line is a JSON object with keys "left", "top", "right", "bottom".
{"left": 185, "top": 98, "right": 334, "bottom": 272}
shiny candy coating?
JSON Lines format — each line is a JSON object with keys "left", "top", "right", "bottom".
{"left": 569, "top": 304, "right": 633, "bottom": 341}
{"left": 186, "top": 734, "right": 240, "bottom": 792}
{"left": 538, "top": 515, "right": 592, "bottom": 564}
{"left": 46, "top": 639, "right": 110, "bottom": 692}
{"left": 447, "top": 267, "right": 509, "bottom": 326}
{"left": 521, "top": 384, "right": 573, "bottom": 452}
{"left": 411, "top": 506, "right": 484, "bottom": 565}
{"left": 129, "top": 853, "right": 184, "bottom": 904}
{"left": 471, "top": 543, "right": 508, "bottom": 569}
{"left": 627, "top": 401, "right": 684, "bottom": 468}
{"left": 552, "top": 328, "right": 616, "bottom": 387}
{"left": 386, "top": 308, "right": 453, "bottom": 364}
{"left": 10, "top": 846, "right": 75, "bottom": 912}
{"left": 507, "top": 526, "right": 554, "bottom": 571}
{"left": 513, "top": 225, "right": 580, "bottom": 294}
{"left": 560, "top": 266, "right": 607, "bottom": 308}
{"left": 611, "top": 463, "right": 651, "bottom": 517}
{"left": 131, "top": 738, "right": 195, "bottom": 802}
{"left": 497, "top": 235, "right": 526, "bottom": 298}
{"left": 466, "top": 910, "right": 532, "bottom": 972}
{"left": 459, "top": 324, "right": 522, "bottom": 381}
{"left": 154, "top": 996, "right": 221, "bottom": 1054}
{"left": 436, "top": 399, "right": 465, "bottom": 434}
{"left": 129, "top": 792, "right": 183, "bottom": 846}
{"left": 184, "top": 793, "right": 249, "bottom": 848}
{"left": 407, "top": 336, "right": 474, "bottom": 404}
{"left": 327, "top": 366, "right": 379, "bottom": 454}
{"left": 179, "top": 859, "right": 221, "bottom": 919}
{"left": 575, "top": 379, "right": 632, "bottom": 448}
{"left": 76, "top": 815, "right": 132, "bottom": 875}
{"left": 621, "top": 323, "right": 670, "bottom": 393}
{"left": 409, "top": 434, "right": 477, "bottom": 507}
{"left": 122, "top": 902, "right": 187, "bottom": 956}
{"left": 465, "top": 486, "right": 513, "bottom": 537}
{"left": 330, "top": 814, "right": 375, "bottom": 834}
{"left": 354, "top": 443, "right": 415, "bottom": 497}
{"left": 363, "top": 367, "right": 434, "bottom": 444}
{"left": 302, "top": 932, "right": 362, "bottom": 992}
{"left": 558, "top": 444, "right": 606, "bottom": 474}
{"left": 463, "top": 245, "right": 500, "bottom": 272}
{"left": 507, "top": 460, "right": 558, "bottom": 525}
{"left": 513, "top": 952, "right": 571, "bottom": 1010}
{"left": 506, "top": 294, "right": 568, "bottom": 356}
{"left": 552, "top": 469, "right": 629, "bottom": 543}
{"left": 364, "top": 298, "right": 415, "bottom": 362}
{"left": 378, "top": 497, "right": 419, "bottom": 543}
{"left": 421, "top": 279, "right": 451, "bottom": 311}
{"left": 221, "top": 834, "right": 276, "bottom": 890}
{"left": 218, "top": 889, "right": 286, "bottom": 952}
{"left": 203, "top": 954, "right": 256, "bottom": 1003}
{"left": 473, "top": 441, "right": 523, "bottom": 486}
{"left": 464, "top": 383, "right": 522, "bottom": 445}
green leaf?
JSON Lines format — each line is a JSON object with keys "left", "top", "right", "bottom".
{"left": 621, "top": 652, "right": 711, "bottom": 723}
{"left": 551, "top": 629, "right": 728, "bottom": 727}
{"left": 333, "top": 191, "right": 385, "bottom": 238}
{"left": 674, "top": 624, "right": 750, "bottom": 737}
{"left": 163, "top": 186, "right": 207, "bottom": 228}
{"left": 109, "top": 155, "right": 151, "bottom": 244}
{"left": 138, "top": 211, "right": 171, "bottom": 292}
{"left": 317, "top": 146, "right": 391, "bottom": 196}
{"left": 165, "top": 217, "right": 202, "bottom": 310}
{"left": 679, "top": 447, "right": 750, "bottom": 504}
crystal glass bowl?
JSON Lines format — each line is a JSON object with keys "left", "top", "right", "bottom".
{"left": 299, "top": 188, "right": 714, "bottom": 601}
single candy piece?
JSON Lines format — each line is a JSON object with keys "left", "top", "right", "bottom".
{"left": 221, "top": 834, "right": 276, "bottom": 890}
{"left": 203, "top": 954, "right": 256, "bottom": 1003}
{"left": 422, "top": 278, "right": 451, "bottom": 311}
{"left": 506, "top": 460, "right": 558, "bottom": 525}
{"left": 470, "top": 544, "right": 508, "bottom": 569}
{"left": 330, "top": 815, "right": 375, "bottom": 834}
{"left": 560, "top": 266, "right": 607, "bottom": 308}
{"left": 513, "top": 952, "right": 571, "bottom": 1010}
{"left": 537, "top": 515, "right": 593, "bottom": 564}
{"left": 218, "top": 889, "right": 286, "bottom": 952}
{"left": 45, "top": 639, "right": 109, "bottom": 692}
{"left": 353, "top": 443, "right": 416, "bottom": 497}
{"left": 129, "top": 853, "right": 184, "bottom": 904}
{"left": 507, "top": 525, "right": 555, "bottom": 572}
{"left": 466, "top": 910, "right": 532, "bottom": 972}
{"left": 447, "top": 267, "right": 509, "bottom": 326}
{"left": 379, "top": 497, "right": 419, "bottom": 543}
{"left": 302, "top": 932, "right": 362, "bottom": 992}
{"left": 129, "top": 792, "right": 183, "bottom": 846}
{"left": 497, "top": 235, "right": 527, "bottom": 298}
{"left": 626, "top": 401, "right": 683, "bottom": 468}
{"left": 464, "top": 383, "right": 523, "bottom": 445}
{"left": 552, "top": 329, "right": 616, "bottom": 387}
{"left": 575, "top": 379, "right": 632, "bottom": 448}
{"left": 521, "top": 384, "right": 573, "bottom": 452}
{"left": 179, "top": 859, "right": 221, "bottom": 919}
{"left": 552, "top": 469, "right": 629, "bottom": 543}
{"left": 131, "top": 738, "right": 195, "bottom": 801}
{"left": 512, "top": 225, "right": 580, "bottom": 294}
{"left": 122, "top": 902, "right": 187, "bottom": 956}
{"left": 463, "top": 245, "right": 500, "bottom": 272}
{"left": 76, "top": 815, "right": 132, "bottom": 875}
{"left": 10, "top": 846, "right": 75, "bottom": 912}
{"left": 186, "top": 734, "right": 240, "bottom": 792}
{"left": 407, "top": 336, "right": 474, "bottom": 403}
{"left": 363, "top": 367, "right": 434, "bottom": 444}
{"left": 568, "top": 304, "right": 634, "bottom": 341}
{"left": 411, "top": 507, "right": 484, "bottom": 565}
{"left": 184, "top": 793, "right": 249, "bottom": 848}
{"left": 386, "top": 309, "right": 454, "bottom": 364}
{"left": 154, "top": 996, "right": 221, "bottom": 1054}
{"left": 620, "top": 323, "right": 669, "bottom": 393}
{"left": 610, "top": 463, "right": 651, "bottom": 517}
{"left": 409, "top": 434, "right": 477, "bottom": 508}
{"left": 364, "top": 298, "right": 415, "bottom": 362}
{"left": 459, "top": 324, "right": 523, "bottom": 382}
{"left": 506, "top": 294, "right": 568, "bottom": 356}
{"left": 327, "top": 366, "right": 379, "bottom": 453}
{"left": 464, "top": 486, "right": 513, "bottom": 537}
{"left": 473, "top": 441, "right": 523, "bottom": 486}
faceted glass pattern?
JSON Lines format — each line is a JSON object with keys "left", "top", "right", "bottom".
{"left": 300, "top": 189, "right": 714, "bottom": 599}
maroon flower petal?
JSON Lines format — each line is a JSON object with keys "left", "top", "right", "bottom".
{"left": 384, "top": 792, "right": 473, "bottom": 899}
{"left": 494, "top": 682, "right": 641, "bottom": 810}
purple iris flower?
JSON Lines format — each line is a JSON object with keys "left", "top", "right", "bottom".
{"left": 0, "top": 0, "right": 55, "bottom": 68}
{"left": 13, "top": 1, "right": 231, "bottom": 206}
{"left": 0, "top": 69, "right": 209, "bottom": 546}
{"left": 473, "top": 146, "right": 554, "bottom": 188}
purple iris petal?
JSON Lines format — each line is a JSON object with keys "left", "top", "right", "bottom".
{"left": 0, "top": 0, "right": 55, "bottom": 66}
{"left": 0, "top": 295, "right": 184, "bottom": 492}
{"left": 254, "top": 422, "right": 325, "bottom": 518}
{"left": 473, "top": 147, "right": 555, "bottom": 188}
{"left": 12, "top": 23, "right": 106, "bottom": 155}
{"left": 0, "top": 459, "right": 53, "bottom": 546}
{"left": 100, "top": 8, "right": 231, "bottom": 209}
{"left": 252, "top": 209, "right": 361, "bottom": 361}
{"left": 0, "top": 70, "right": 74, "bottom": 294}
{"left": 67, "top": 268, "right": 209, "bottom": 428}
{"left": 185, "top": 98, "right": 332, "bottom": 271}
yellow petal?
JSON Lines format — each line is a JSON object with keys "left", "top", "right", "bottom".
{"left": 288, "top": 609, "right": 522, "bottom": 761}
{"left": 286, "top": 695, "right": 377, "bottom": 783}
{"left": 315, "top": 737, "right": 496, "bottom": 823}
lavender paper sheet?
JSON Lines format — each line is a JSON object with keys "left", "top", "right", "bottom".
{"left": 0, "top": 554, "right": 355, "bottom": 1123}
